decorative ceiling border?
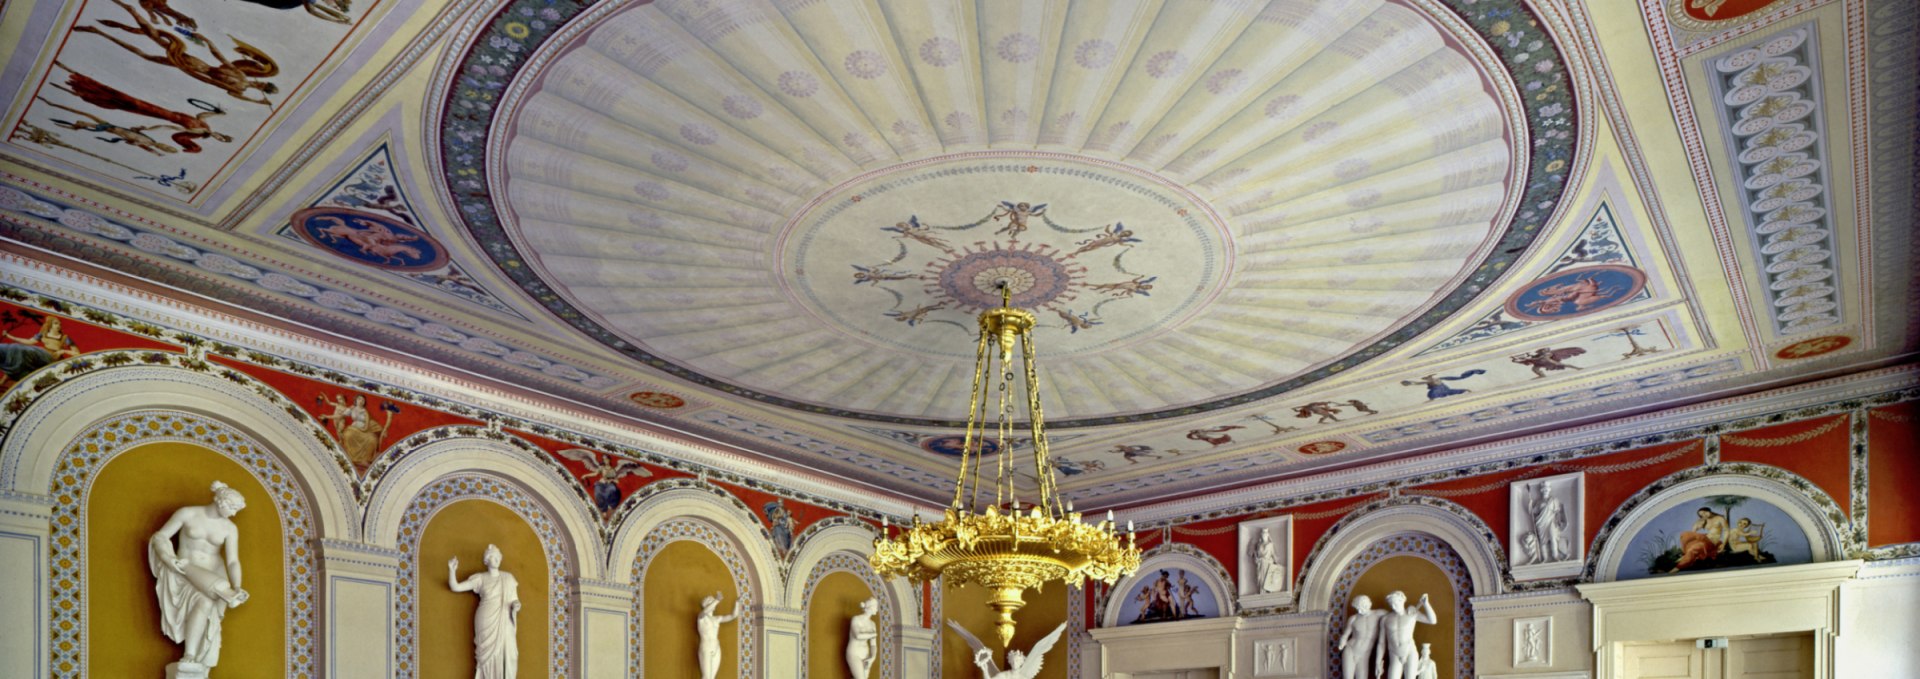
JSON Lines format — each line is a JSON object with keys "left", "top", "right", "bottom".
{"left": 428, "top": 0, "right": 1581, "bottom": 429}
{"left": 0, "top": 180, "right": 616, "bottom": 389}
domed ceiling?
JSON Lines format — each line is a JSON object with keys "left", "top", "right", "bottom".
{"left": 452, "top": 0, "right": 1564, "bottom": 427}
{"left": 2, "top": 0, "right": 1911, "bottom": 508}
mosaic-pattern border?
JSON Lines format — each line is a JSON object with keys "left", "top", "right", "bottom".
{"left": 393, "top": 475, "right": 573, "bottom": 679}
{"left": 431, "top": 0, "right": 1579, "bottom": 428}
{"left": 46, "top": 411, "right": 319, "bottom": 678}
{"left": 629, "top": 518, "right": 758, "bottom": 678}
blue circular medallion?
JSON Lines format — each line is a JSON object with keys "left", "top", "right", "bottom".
{"left": 293, "top": 207, "right": 448, "bottom": 272}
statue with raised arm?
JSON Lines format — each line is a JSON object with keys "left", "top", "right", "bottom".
{"left": 697, "top": 591, "right": 744, "bottom": 679}
{"left": 947, "top": 619, "right": 1067, "bottom": 679}
{"left": 1252, "top": 527, "right": 1287, "bottom": 593}
{"left": 149, "top": 480, "right": 251, "bottom": 678}
{"left": 846, "top": 597, "right": 878, "bottom": 678}
{"left": 1336, "top": 594, "right": 1383, "bottom": 679}
{"left": 1379, "top": 591, "right": 1438, "bottom": 679}
{"left": 449, "top": 544, "right": 521, "bottom": 678}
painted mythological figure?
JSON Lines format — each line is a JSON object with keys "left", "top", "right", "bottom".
{"left": 1511, "top": 346, "right": 1586, "bottom": 379}
{"left": 316, "top": 393, "right": 396, "bottom": 471}
{"left": 449, "top": 545, "right": 521, "bottom": 679}
{"left": 52, "top": 64, "right": 231, "bottom": 152}
{"left": 76, "top": 0, "right": 281, "bottom": 104}
{"left": 989, "top": 201, "right": 1046, "bottom": 239}
{"left": 1400, "top": 370, "right": 1486, "bottom": 400}
{"left": 149, "top": 481, "right": 251, "bottom": 675}
{"left": 1, "top": 315, "right": 81, "bottom": 391}
{"left": 556, "top": 448, "right": 651, "bottom": 517}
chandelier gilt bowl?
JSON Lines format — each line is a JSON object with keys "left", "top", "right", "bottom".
{"left": 871, "top": 286, "right": 1140, "bottom": 647}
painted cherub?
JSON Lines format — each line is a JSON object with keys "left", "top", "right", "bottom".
{"left": 990, "top": 201, "right": 1047, "bottom": 239}
{"left": 1727, "top": 518, "right": 1768, "bottom": 563}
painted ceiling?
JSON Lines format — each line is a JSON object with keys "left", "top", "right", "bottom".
{"left": 0, "top": 0, "right": 1913, "bottom": 509}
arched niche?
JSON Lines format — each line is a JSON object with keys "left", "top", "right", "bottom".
{"left": 1325, "top": 534, "right": 1475, "bottom": 679}
{"left": 786, "top": 521, "right": 918, "bottom": 623}
{"left": 613, "top": 484, "right": 778, "bottom": 678}
{"left": 390, "top": 474, "right": 576, "bottom": 679}
{"left": 362, "top": 432, "right": 604, "bottom": 579}
{"left": 46, "top": 411, "right": 321, "bottom": 678}
{"left": 804, "top": 565, "right": 886, "bottom": 679}
{"left": 1587, "top": 467, "right": 1847, "bottom": 583}
{"left": 418, "top": 498, "right": 551, "bottom": 679}
{"left": 1298, "top": 497, "right": 1505, "bottom": 612}
{"left": 0, "top": 361, "right": 358, "bottom": 541}
{"left": 1100, "top": 544, "right": 1235, "bottom": 629}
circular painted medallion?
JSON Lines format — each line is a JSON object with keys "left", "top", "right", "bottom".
{"left": 1772, "top": 335, "right": 1851, "bottom": 360}
{"left": 920, "top": 435, "right": 1002, "bottom": 457}
{"left": 291, "top": 207, "right": 447, "bottom": 272}
{"left": 1504, "top": 265, "right": 1648, "bottom": 321}
{"left": 628, "top": 391, "right": 686, "bottom": 409}
{"left": 1297, "top": 440, "right": 1347, "bottom": 455}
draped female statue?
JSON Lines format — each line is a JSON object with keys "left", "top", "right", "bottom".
{"left": 149, "top": 480, "right": 251, "bottom": 677}
{"left": 449, "top": 544, "right": 522, "bottom": 679}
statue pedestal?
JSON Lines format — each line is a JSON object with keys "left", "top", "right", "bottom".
{"left": 166, "top": 661, "right": 210, "bottom": 679}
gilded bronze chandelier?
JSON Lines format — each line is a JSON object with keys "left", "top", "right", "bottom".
{"left": 871, "top": 285, "right": 1140, "bottom": 647}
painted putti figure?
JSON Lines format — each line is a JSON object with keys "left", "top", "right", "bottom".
{"left": 149, "top": 480, "right": 251, "bottom": 676}
{"left": 449, "top": 544, "right": 521, "bottom": 679}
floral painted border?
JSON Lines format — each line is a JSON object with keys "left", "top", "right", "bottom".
{"left": 430, "top": 0, "right": 1580, "bottom": 428}
{"left": 46, "top": 411, "right": 319, "bottom": 678}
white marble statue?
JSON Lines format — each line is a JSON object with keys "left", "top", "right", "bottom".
{"left": 1415, "top": 643, "right": 1437, "bottom": 679}
{"left": 1336, "top": 594, "right": 1383, "bottom": 679}
{"left": 1251, "top": 527, "right": 1287, "bottom": 593}
{"left": 1525, "top": 481, "right": 1570, "bottom": 564}
{"left": 947, "top": 619, "right": 1067, "bottom": 679}
{"left": 1379, "top": 592, "right": 1438, "bottom": 679}
{"left": 697, "top": 591, "right": 744, "bottom": 679}
{"left": 449, "top": 544, "right": 521, "bottom": 679}
{"left": 846, "top": 597, "right": 878, "bottom": 679}
{"left": 149, "top": 480, "right": 251, "bottom": 678}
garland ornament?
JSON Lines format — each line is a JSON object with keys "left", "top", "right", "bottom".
{"left": 872, "top": 283, "right": 1140, "bottom": 647}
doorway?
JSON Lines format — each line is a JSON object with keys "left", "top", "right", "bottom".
{"left": 1620, "top": 632, "right": 1814, "bottom": 679}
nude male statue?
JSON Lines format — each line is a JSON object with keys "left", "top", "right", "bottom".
{"left": 1336, "top": 594, "right": 1384, "bottom": 679}
{"left": 1378, "top": 591, "right": 1438, "bottom": 679}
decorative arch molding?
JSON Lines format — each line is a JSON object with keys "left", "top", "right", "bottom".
{"left": 629, "top": 516, "right": 761, "bottom": 678}
{"left": 392, "top": 474, "right": 574, "bottom": 679}
{"left": 1298, "top": 496, "right": 1505, "bottom": 612}
{"left": 607, "top": 481, "right": 781, "bottom": 595}
{"left": 1587, "top": 465, "right": 1848, "bottom": 582}
{"left": 43, "top": 410, "right": 321, "bottom": 678}
{"left": 1323, "top": 533, "right": 1476, "bottom": 679}
{"left": 797, "top": 551, "right": 898, "bottom": 679}
{"left": 1100, "top": 542, "right": 1236, "bottom": 628}
{"left": 363, "top": 431, "right": 603, "bottom": 577}
{"left": 785, "top": 521, "right": 917, "bottom": 622}
{"left": 0, "top": 360, "right": 358, "bottom": 540}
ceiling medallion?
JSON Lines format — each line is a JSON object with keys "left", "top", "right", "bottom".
{"left": 872, "top": 287, "right": 1139, "bottom": 647}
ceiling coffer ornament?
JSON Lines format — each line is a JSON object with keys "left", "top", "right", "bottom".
{"left": 871, "top": 286, "right": 1139, "bottom": 648}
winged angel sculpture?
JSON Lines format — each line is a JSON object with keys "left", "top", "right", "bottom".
{"left": 947, "top": 619, "right": 1068, "bottom": 679}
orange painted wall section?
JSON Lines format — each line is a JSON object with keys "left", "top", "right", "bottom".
{"left": 88, "top": 442, "right": 285, "bottom": 677}
{"left": 1720, "top": 414, "right": 1850, "bottom": 508}
{"left": 418, "top": 499, "right": 549, "bottom": 679}
{"left": 1349, "top": 556, "right": 1458, "bottom": 679}
{"left": 1868, "top": 402, "right": 1918, "bottom": 546}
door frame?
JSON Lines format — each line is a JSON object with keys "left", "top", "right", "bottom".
{"left": 1576, "top": 560, "right": 1860, "bottom": 679}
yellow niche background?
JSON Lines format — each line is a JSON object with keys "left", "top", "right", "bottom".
{"left": 418, "top": 498, "right": 549, "bottom": 679}
{"left": 89, "top": 441, "right": 285, "bottom": 676}
{"left": 807, "top": 571, "right": 874, "bottom": 677}
{"left": 1349, "top": 555, "right": 1457, "bottom": 679}
{"left": 645, "top": 540, "right": 740, "bottom": 677}
{"left": 942, "top": 580, "right": 1067, "bottom": 679}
